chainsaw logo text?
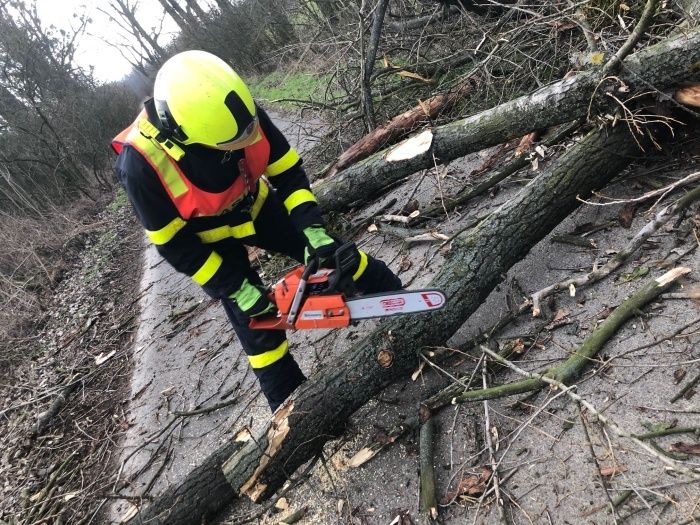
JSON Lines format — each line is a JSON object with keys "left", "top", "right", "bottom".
{"left": 380, "top": 298, "right": 406, "bottom": 311}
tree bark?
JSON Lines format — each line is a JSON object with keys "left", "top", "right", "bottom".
{"left": 361, "top": 0, "right": 390, "bottom": 130}
{"left": 313, "top": 27, "right": 700, "bottom": 213}
{"left": 123, "top": 441, "right": 243, "bottom": 524}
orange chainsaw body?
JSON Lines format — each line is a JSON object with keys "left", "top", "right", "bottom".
{"left": 249, "top": 266, "right": 351, "bottom": 331}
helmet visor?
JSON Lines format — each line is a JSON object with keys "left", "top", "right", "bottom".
{"left": 215, "top": 115, "right": 259, "bottom": 149}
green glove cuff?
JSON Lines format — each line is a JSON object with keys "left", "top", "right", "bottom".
{"left": 229, "top": 278, "right": 262, "bottom": 312}
{"left": 303, "top": 226, "right": 335, "bottom": 249}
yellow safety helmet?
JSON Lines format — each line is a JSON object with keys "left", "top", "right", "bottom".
{"left": 152, "top": 50, "right": 258, "bottom": 148}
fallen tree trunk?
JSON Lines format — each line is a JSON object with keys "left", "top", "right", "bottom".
{"left": 313, "top": 27, "right": 700, "bottom": 213}
{"left": 222, "top": 123, "right": 644, "bottom": 505}
{"left": 122, "top": 441, "right": 242, "bottom": 523}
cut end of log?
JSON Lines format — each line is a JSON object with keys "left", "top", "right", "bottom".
{"left": 384, "top": 129, "right": 433, "bottom": 162}
{"left": 377, "top": 349, "right": 395, "bottom": 368}
{"left": 239, "top": 401, "right": 294, "bottom": 502}
{"left": 674, "top": 84, "right": 700, "bottom": 108}
{"left": 655, "top": 266, "right": 691, "bottom": 286}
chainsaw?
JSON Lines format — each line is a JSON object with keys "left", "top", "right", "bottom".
{"left": 249, "top": 243, "right": 446, "bottom": 331}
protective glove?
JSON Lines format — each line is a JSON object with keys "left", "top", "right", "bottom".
{"left": 229, "top": 278, "right": 277, "bottom": 318}
{"left": 302, "top": 225, "right": 341, "bottom": 268}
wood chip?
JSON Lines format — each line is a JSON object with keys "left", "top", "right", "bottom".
{"left": 669, "top": 442, "right": 700, "bottom": 455}
{"left": 119, "top": 504, "right": 139, "bottom": 523}
{"left": 600, "top": 464, "right": 627, "bottom": 477}
{"left": 347, "top": 447, "right": 376, "bottom": 468}
{"left": 95, "top": 350, "right": 116, "bottom": 365}
{"left": 411, "top": 361, "right": 425, "bottom": 381}
{"left": 235, "top": 428, "right": 252, "bottom": 442}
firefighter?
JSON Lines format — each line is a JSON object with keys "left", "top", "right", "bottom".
{"left": 112, "top": 50, "right": 402, "bottom": 411}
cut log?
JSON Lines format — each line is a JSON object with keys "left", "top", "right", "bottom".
{"left": 313, "top": 28, "right": 700, "bottom": 213}
{"left": 324, "top": 79, "right": 476, "bottom": 178}
{"left": 222, "top": 123, "right": 644, "bottom": 505}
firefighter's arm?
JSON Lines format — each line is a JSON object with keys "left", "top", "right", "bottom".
{"left": 258, "top": 107, "right": 325, "bottom": 233}
{"left": 115, "top": 147, "right": 268, "bottom": 310}
{"left": 257, "top": 107, "right": 368, "bottom": 278}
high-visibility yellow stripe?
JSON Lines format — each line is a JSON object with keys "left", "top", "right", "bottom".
{"left": 191, "top": 251, "right": 223, "bottom": 285}
{"left": 194, "top": 181, "right": 268, "bottom": 243}
{"left": 145, "top": 217, "right": 187, "bottom": 245}
{"left": 130, "top": 127, "right": 188, "bottom": 196}
{"left": 196, "top": 222, "right": 256, "bottom": 243}
{"left": 283, "top": 189, "right": 317, "bottom": 213}
{"left": 248, "top": 340, "right": 289, "bottom": 369}
{"left": 251, "top": 180, "right": 269, "bottom": 219}
{"left": 265, "top": 148, "right": 300, "bottom": 176}
{"left": 231, "top": 278, "right": 262, "bottom": 312}
{"left": 352, "top": 250, "right": 369, "bottom": 281}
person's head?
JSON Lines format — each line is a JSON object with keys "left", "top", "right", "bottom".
{"left": 152, "top": 50, "right": 258, "bottom": 151}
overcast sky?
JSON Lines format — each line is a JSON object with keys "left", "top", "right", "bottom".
{"left": 34, "top": 0, "right": 178, "bottom": 82}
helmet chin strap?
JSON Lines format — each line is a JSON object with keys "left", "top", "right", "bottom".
{"left": 141, "top": 98, "right": 186, "bottom": 161}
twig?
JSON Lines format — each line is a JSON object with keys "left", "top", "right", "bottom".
{"left": 31, "top": 377, "right": 82, "bottom": 437}
{"left": 418, "top": 413, "right": 440, "bottom": 524}
{"left": 615, "top": 316, "right": 700, "bottom": 357}
{"left": 634, "top": 427, "right": 700, "bottom": 440}
{"left": 603, "top": 0, "right": 659, "bottom": 74}
{"left": 482, "top": 359, "right": 505, "bottom": 523}
{"left": 480, "top": 345, "right": 700, "bottom": 478}
{"left": 671, "top": 372, "right": 700, "bottom": 404}
{"left": 579, "top": 406, "right": 620, "bottom": 523}
{"left": 532, "top": 184, "right": 700, "bottom": 316}
{"left": 429, "top": 267, "right": 689, "bottom": 409}
{"left": 576, "top": 171, "right": 700, "bottom": 208}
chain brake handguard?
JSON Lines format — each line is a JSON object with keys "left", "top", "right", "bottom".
{"left": 326, "top": 242, "right": 359, "bottom": 296}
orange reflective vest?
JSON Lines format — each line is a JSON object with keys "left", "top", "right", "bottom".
{"left": 111, "top": 110, "right": 270, "bottom": 219}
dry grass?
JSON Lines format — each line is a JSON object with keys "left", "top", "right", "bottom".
{"left": 0, "top": 198, "right": 106, "bottom": 343}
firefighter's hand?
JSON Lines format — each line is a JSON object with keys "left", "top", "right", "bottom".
{"left": 230, "top": 279, "right": 277, "bottom": 318}
{"left": 303, "top": 226, "right": 341, "bottom": 268}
